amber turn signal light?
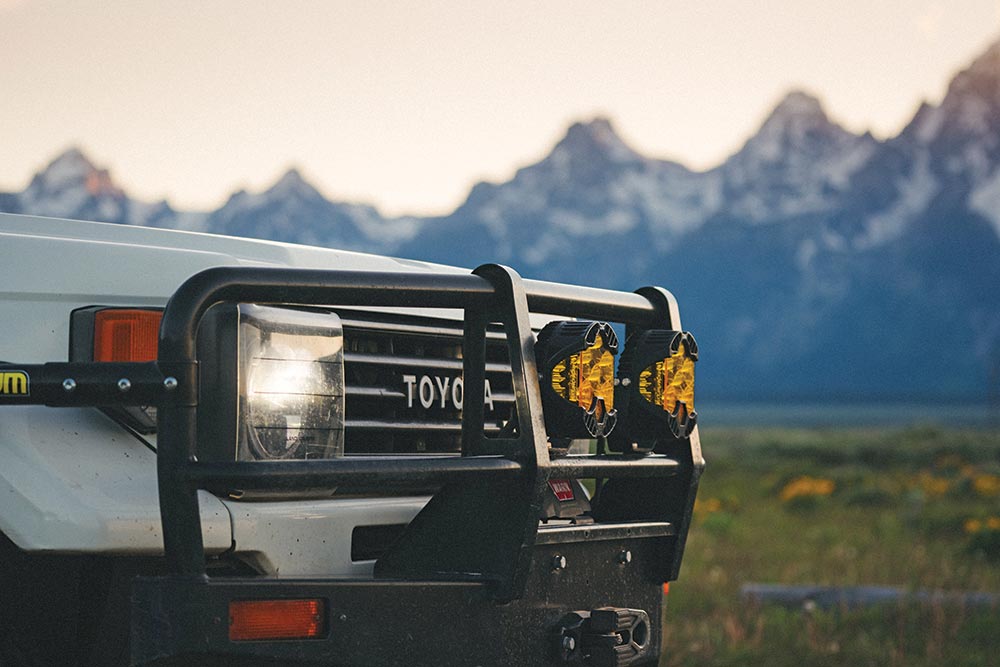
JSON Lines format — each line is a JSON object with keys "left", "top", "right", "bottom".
{"left": 229, "top": 598, "right": 327, "bottom": 641}
{"left": 93, "top": 309, "right": 162, "bottom": 362}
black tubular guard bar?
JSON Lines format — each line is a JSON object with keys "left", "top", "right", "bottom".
{"left": 0, "top": 263, "right": 702, "bottom": 600}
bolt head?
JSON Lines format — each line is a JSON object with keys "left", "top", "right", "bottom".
{"left": 562, "top": 635, "right": 576, "bottom": 652}
{"left": 552, "top": 555, "right": 567, "bottom": 570}
{"left": 117, "top": 378, "right": 132, "bottom": 393}
{"left": 163, "top": 376, "right": 178, "bottom": 391}
{"left": 619, "top": 549, "right": 633, "bottom": 564}
{"left": 62, "top": 378, "right": 76, "bottom": 392}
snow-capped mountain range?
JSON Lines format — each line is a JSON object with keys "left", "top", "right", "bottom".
{"left": 4, "top": 39, "right": 1000, "bottom": 403}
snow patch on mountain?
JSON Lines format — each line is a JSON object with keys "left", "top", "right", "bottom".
{"left": 796, "top": 238, "right": 818, "bottom": 270}
{"left": 970, "top": 166, "right": 1000, "bottom": 238}
{"left": 616, "top": 166, "right": 721, "bottom": 236}
{"left": 951, "top": 93, "right": 995, "bottom": 138}
{"left": 913, "top": 103, "right": 945, "bottom": 144}
{"left": 823, "top": 138, "right": 878, "bottom": 189}
{"left": 856, "top": 153, "right": 938, "bottom": 249}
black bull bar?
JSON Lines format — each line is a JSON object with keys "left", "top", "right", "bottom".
{"left": 0, "top": 264, "right": 703, "bottom": 665}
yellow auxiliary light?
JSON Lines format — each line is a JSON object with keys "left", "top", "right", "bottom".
{"left": 535, "top": 320, "right": 618, "bottom": 438}
{"left": 610, "top": 330, "right": 698, "bottom": 454}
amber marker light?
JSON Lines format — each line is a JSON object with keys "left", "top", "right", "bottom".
{"left": 93, "top": 309, "right": 162, "bottom": 362}
{"left": 229, "top": 598, "right": 327, "bottom": 641}
{"left": 70, "top": 307, "right": 165, "bottom": 433}
{"left": 610, "top": 330, "right": 698, "bottom": 454}
{"left": 535, "top": 320, "right": 618, "bottom": 438}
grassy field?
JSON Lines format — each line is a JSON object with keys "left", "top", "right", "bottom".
{"left": 662, "top": 426, "right": 1000, "bottom": 666}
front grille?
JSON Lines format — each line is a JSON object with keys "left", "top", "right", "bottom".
{"left": 340, "top": 311, "right": 515, "bottom": 455}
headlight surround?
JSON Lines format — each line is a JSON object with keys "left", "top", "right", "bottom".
{"left": 610, "top": 330, "right": 698, "bottom": 454}
{"left": 198, "top": 304, "right": 345, "bottom": 463}
{"left": 239, "top": 305, "right": 345, "bottom": 461}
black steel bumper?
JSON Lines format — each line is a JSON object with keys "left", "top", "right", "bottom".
{"left": 133, "top": 522, "right": 672, "bottom": 666}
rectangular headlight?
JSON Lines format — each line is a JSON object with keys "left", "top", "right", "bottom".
{"left": 199, "top": 304, "right": 345, "bottom": 463}
{"left": 239, "top": 305, "right": 345, "bottom": 461}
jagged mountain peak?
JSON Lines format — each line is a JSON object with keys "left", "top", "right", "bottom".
{"left": 564, "top": 116, "right": 617, "bottom": 142}
{"left": 751, "top": 89, "right": 850, "bottom": 150}
{"left": 731, "top": 88, "right": 865, "bottom": 167}
{"left": 552, "top": 116, "right": 642, "bottom": 164}
{"left": 963, "top": 37, "right": 1000, "bottom": 86}
{"left": 768, "top": 89, "right": 827, "bottom": 122}
{"left": 205, "top": 164, "right": 400, "bottom": 251}
{"left": 16, "top": 146, "right": 129, "bottom": 224}
{"left": 31, "top": 146, "right": 122, "bottom": 198}
{"left": 218, "top": 167, "right": 323, "bottom": 213}
{"left": 944, "top": 38, "right": 1000, "bottom": 109}
{"left": 266, "top": 166, "right": 322, "bottom": 200}
{"left": 932, "top": 38, "right": 1000, "bottom": 139}
{"left": 47, "top": 146, "right": 94, "bottom": 171}
{"left": 720, "top": 89, "right": 877, "bottom": 223}
{"left": 900, "top": 37, "right": 1000, "bottom": 151}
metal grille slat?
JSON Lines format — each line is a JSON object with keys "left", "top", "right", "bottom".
{"left": 343, "top": 353, "right": 510, "bottom": 374}
{"left": 338, "top": 316, "right": 507, "bottom": 341}
{"left": 345, "top": 386, "right": 515, "bottom": 404}
{"left": 345, "top": 420, "right": 502, "bottom": 434}
{"left": 345, "top": 387, "right": 407, "bottom": 399}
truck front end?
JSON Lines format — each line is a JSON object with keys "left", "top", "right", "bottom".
{"left": 0, "top": 214, "right": 702, "bottom": 667}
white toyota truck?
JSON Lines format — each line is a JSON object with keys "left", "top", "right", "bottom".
{"left": 0, "top": 213, "right": 702, "bottom": 667}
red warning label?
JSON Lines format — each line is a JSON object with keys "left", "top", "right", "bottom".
{"left": 548, "top": 479, "right": 575, "bottom": 502}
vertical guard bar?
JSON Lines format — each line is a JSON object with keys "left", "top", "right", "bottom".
{"left": 156, "top": 404, "right": 206, "bottom": 576}
{"left": 596, "top": 283, "right": 704, "bottom": 582}
{"left": 635, "top": 284, "right": 704, "bottom": 580}
{"left": 474, "top": 264, "right": 552, "bottom": 598}
{"left": 460, "top": 304, "right": 488, "bottom": 455}
{"left": 374, "top": 265, "right": 551, "bottom": 601}
{"left": 473, "top": 264, "right": 550, "bottom": 463}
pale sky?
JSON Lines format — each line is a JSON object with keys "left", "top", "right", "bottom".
{"left": 2, "top": 1, "right": 999, "bottom": 216}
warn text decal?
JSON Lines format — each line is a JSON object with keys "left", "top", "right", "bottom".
{"left": 0, "top": 371, "right": 30, "bottom": 396}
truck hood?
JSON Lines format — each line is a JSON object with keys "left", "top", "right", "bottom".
{"left": 0, "top": 213, "right": 469, "bottom": 362}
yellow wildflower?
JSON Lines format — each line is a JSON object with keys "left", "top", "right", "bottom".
{"left": 916, "top": 473, "right": 950, "bottom": 497}
{"left": 965, "top": 518, "right": 983, "bottom": 534}
{"left": 694, "top": 497, "right": 723, "bottom": 515}
{"left": 973, "top": 474, "right": 1000, "bottom": 497}
{"left": 780, "top": 476, "right": 835, "bottom": 503}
